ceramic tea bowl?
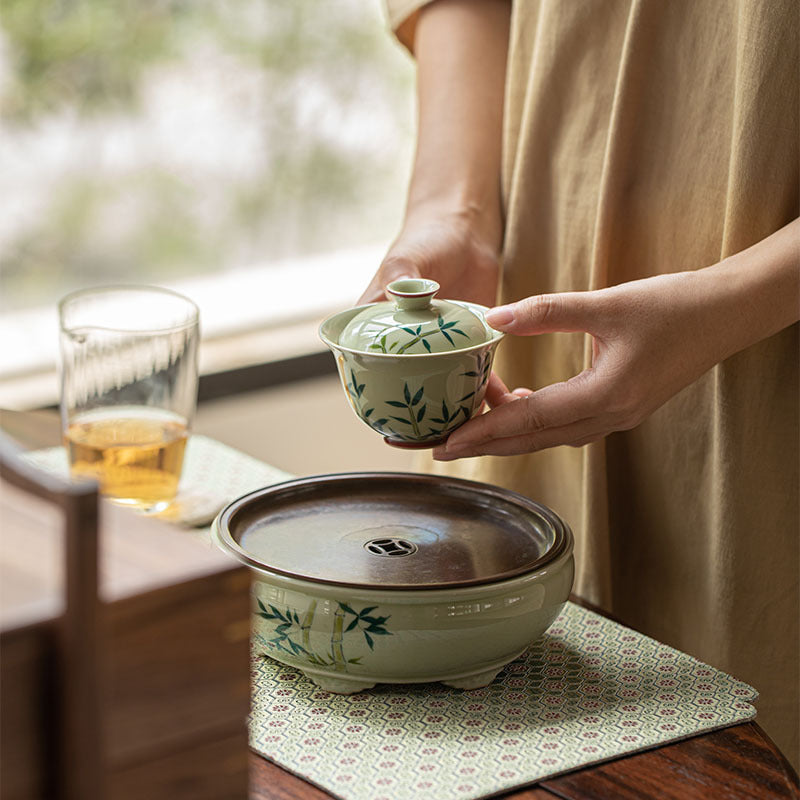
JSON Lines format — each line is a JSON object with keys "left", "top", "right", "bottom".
{"left": 319, "top": 279, "right": 504, "bottom": 448}
{"left": 212, "top": 472, "right": 575, "bottom": 694}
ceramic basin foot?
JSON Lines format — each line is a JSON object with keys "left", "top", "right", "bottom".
{"left": 305, "top": 672, "right": 376, "bottom": 695}
{"left": 441, "top": 666, "right": 505, "bottom": 690}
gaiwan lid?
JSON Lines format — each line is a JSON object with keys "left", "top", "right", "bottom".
{"left": 339, "top": 279, "right": 490, "bottom": 354}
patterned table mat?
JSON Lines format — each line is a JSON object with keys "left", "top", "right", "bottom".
{"left": 250, "top": 601, "right": 757, "bottom": 800}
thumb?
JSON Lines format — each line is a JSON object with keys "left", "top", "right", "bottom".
{"left": 357, "top": 255, "right": 422, "bottom": 305}
{"left": 485, "top": 291, "right": 602, "bottom": 336}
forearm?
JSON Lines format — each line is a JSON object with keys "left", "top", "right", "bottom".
{"left": 402, "top": 0, "right": 511, "bottom": 251}
{"left": 697, "top": 218, "right": 800, "bottom": 363}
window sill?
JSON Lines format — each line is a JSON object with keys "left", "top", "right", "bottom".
{"left": 0, "top": 245, "right": 382, "bottom": 409}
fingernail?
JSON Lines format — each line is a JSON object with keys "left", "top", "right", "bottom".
{"left": 485, "top": 305, "right": 514, "bottom": 328}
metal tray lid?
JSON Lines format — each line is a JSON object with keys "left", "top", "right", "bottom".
{"left": 215, "top": 473, "right": 572, "bottom": 590}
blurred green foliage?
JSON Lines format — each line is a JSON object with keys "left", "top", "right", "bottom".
{"left": 0, "top": 0, "right": 414, "bottom": 310}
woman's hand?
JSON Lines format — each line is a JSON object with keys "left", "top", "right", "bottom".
{"left": 357, "top": 210, "right": 501, "bottom": 306}
{"left": 432, "top": 230, "right": 800, "bottom": 460}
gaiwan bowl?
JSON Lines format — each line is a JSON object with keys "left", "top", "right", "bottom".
{"left": 212, "top": 472, "right": 575, "bottom": 694}
{"left": 319, "top": 279, "right": 504, "bottom": 448}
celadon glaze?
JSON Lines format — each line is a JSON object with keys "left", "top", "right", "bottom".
{"left": 339, "top": 279, "right": 489, "bottom": 355}
{"left": 230, "top": 543, "right": 575, "bottom": 694}
{"left": 320, "top": 289, "right": 504, "bottom": 447}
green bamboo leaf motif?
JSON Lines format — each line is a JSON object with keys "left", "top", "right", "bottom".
{"left": 441, "top": 329, "right": 455, "bottom": 346}
{"left": 364, "top": 408, "right": 374, "bottom": 417}
{"left": 270, "top": 605, "right": 288, "bottom": 622}
{"left": 422, "top": 339, "right": 431, "bottom": 352}
{"left": 416, "top": 404, "right": 426, "bottom": 422}
{"left": 411, "top": 386, "right": 424, "bottom": 406}
{"left": 459, "top": 391, "right": 475, "bottom": 402}
{"left": 386, "top": 400, "right": 408, "bottom": 408}
{"left": 403, "top": 383, "right": 411, "bottom": 404}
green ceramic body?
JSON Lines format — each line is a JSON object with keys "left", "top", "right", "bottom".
{"left": 320, "top": 302, "right": 504, "bottom": 446}
{"left": 237, "top": 542, "right": 574, "bottom": 693}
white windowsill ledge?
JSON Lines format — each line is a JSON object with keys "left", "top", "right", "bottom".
{"left": 0, "top": 245, "right": 384, "bottom": 409}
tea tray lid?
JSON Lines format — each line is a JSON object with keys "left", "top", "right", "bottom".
{"left": 216, "top": 473, "right": 571, "bottom": 590}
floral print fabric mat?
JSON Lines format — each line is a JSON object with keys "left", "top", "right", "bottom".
{"left": 250, "top": 601, "right": 757, "bottom": 800}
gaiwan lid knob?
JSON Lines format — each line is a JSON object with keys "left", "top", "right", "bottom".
{"left": 339, "top": 279, "right": 489, "bottom": 354}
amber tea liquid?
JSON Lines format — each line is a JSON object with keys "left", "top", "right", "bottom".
{"left": 65, "top": 406, "right": 188, "bottom": 511}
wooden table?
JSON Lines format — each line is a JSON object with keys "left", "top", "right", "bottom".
{"left": 2, "top": 409, "right": 798, "bottom": 800}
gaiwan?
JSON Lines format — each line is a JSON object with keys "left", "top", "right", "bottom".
{"left": 319, "top": 279, "right": 504, "bottom": 448}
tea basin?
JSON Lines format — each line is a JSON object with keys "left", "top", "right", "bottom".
{"left": 212, "top": 473, "right": 574, "bottom": 694}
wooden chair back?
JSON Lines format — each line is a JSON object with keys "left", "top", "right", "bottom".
{"left": 0, "top": 434, "right": 105, "bottom": 800}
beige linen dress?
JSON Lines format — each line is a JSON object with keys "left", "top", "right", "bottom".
{"left": 386, "top": 0, "right": 800, "bottom": 766}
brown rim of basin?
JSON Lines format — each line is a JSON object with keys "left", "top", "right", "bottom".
{"left": 214, "top": 472, "right": 572, "bottom": 591}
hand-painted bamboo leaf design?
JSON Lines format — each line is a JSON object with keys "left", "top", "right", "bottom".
{"left": 403, "top": 383, "right": 411, "bottom": 404}
{"left": 364, "top": 408, "right": 374, "bottom": 417}
{"left": 386, "top": 400, "right": 407, "bottom": 408}
{"left": 263, "top": 601, "right": 393, "bottom": 672}
{"left": 453, "top": 328, "right": 468, "bottom": 337}
{"left": 416, "top": 404, "right": 426, "bottom": 422}
{"left": 422, "top": 339, "right": 431, "bottom": 352}
{"left": 270, "top": 605, "right": 288, "bottom": 622}
{"left": 461, "top": 370, "right": 479, "bottom": 377}
{"left": 390, "top": 416, "right": 412, "bottom": 425}
{"left": 401, "top": 327, "right": 416, "bottom": 336}
{"left": 459, "top": 391, "right": 475, "bottom": 402}
{"left": 441, "top": 329, "right": 454, "bottom": 346}
{"left": 412, "top": 386, "right": 424, "bottom": 406}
